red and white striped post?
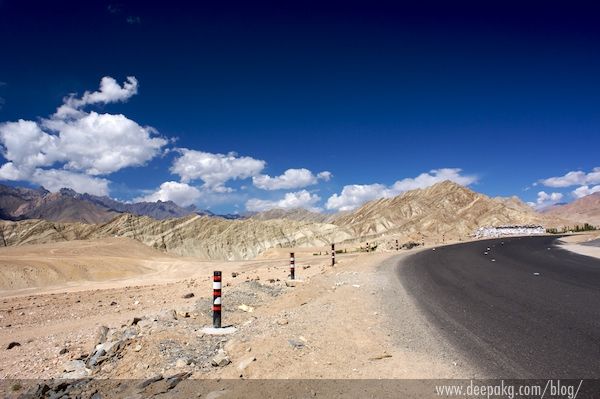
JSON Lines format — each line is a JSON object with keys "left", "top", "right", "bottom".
{"left": 331, "top": 244, "right": 336, "bottom": 266}
{"left": 212, "top": 271, "right": 222, "bottom": 328}
{"left": 290, "top": 252, "right": 295, "bottom": 280}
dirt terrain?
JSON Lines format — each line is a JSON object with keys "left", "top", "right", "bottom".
{"left": 0, "top": 239, "right": 480, "bottom": 395}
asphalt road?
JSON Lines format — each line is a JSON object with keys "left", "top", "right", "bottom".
{"left": 399, "top": 236, "right": 600, "bottom": 378}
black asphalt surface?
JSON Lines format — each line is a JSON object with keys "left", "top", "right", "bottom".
{"left": 399, "top": 236, "right": 600, "bottom": 377}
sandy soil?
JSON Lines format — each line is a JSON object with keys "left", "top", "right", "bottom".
{"left": 0, "top": 239, "right": 480, "bottom": 383}
{"left": 557, "top": 233, "right": 600, "bottom": 260}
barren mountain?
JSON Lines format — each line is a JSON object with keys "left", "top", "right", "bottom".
{"left": 0, "top": 184, "right": 209, "bottom": 223}
{"left": 248, "top": 207, "right": 336, "bottom": 223}
{"left": 0, "top": 185, "right": 120, "bottom": 223}
{"left": 542, "top": 192, "right": 600, "bottom": 225}
{"left": 73, "top": 191, "right": 206, "bottom": 219}
{"left": 332, "top": 181, "right": 563, "bottom": 241}
{"left": 0, "top": 181, "right": 569, "bottom": 260}
{"left": 0, "top": 214, "right": 354, "bottom": 260}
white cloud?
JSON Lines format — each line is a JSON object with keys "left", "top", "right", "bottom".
{"left": 389, "top": 168, "right": 477, "bottom": 192}
{"left": 326, "top": 168, "right": 477, "bottom": 211}
{"left": 136, "top": 181, "right": 201, "bottom": 206}
{"left": 539, "top": 167, "right": 600, "bottom": 188}
{"left": 317, "top": 171, "right": 332, "bottom": 181}
{"left": 326, "top": 183, "right": 387, "bottom": 212}
{"left": 572, "top": 185, "right": 600, "bottom": 199}
{"left": 252, "top": 168, "right": 332, "bottom": 190}
{"left": 535, "top": 191, "right": 564, "bottom": 209}
{"left": 54, "top": 76, "right": 138, "bottom": 119}
{"left": 0, "top": 76, "right": 166, "bottom": 195}
{"left": 170, "top": 149, "right": 265, "bottom": 191}
{"left": 246, "top": 190, "right": 321, "bottom": 212}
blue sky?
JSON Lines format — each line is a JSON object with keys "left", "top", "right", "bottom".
{"left": 0, "top": 0, "right": 599, "bottom": 213}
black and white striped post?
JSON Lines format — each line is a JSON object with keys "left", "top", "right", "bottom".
{"left": 290, "top": 252, "right": 295, "bottom": 280}
{"left": 212, "top": 271, "right": 222, "bottom": 328}
{"left": 331, "top": 244, "right": 336, "bottom": 266}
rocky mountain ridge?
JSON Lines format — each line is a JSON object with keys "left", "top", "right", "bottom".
{"left": 0, "top": 181, "right": 574, "bottom": 260}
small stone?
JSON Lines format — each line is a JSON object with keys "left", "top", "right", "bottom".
{"left": 95, "top": 326, "right": 109, "bottom": 345}
{"left": 288, "top": 339, "right": 304, "bottom": 349}
{"left": 134, "top": 344, "right": 142, "bottom": 352}
{"left": 59, "top": 347, "right": 69, "bottom": 355}
{"left": 238, "top": 304, "right": 254, "bottom": 313}
{"left": 231, "top": 272, "right": 239, "bottom": 278}
{"left": 63, "top": 359, "right": 86, "bottom": 373}
{"left": 182, "top": 293, "right": 195, "bottom": 299}
{"left": 131, "top": 317, "right": 143, "bottom": 325}
{"left": 176, "top": 310, "right": 191, "bottom": 318}
{"left": 6, "top": 341, "right": 20, "bottom": 350}
{"left": 276, "top": 319, "right": 288, "bottom": 326}
{"left": 138, "top": 375, "right": 163, "bottom": 389}
{"left": 110, "top": 301, "right": 117, "bottom": 306}
{"left": 211, "top": 350, "right": 231, "bottom": 367}
{"left": 237, "top": 355, "right": 256, "bottom": 371}
{"left": 176, "top": 357, "right": 189, "bottom": 368}
{"left": 158, "top": 309, "right": 177, "bottom": 321}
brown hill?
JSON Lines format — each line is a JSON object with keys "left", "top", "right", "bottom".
{"left": 332, "top": 181, "right": 563, "bottom": 241}
{"left": 542, "top": 192, "right": 600, "bottom": 226}
{"left": 248, "top": 208, "right": 336, "bottom": 223}
{"left": 0, "top": 214, "right": 354, "bottom": 260}
{"left": 0, "top": 181, "right": 569, "bottom": 260}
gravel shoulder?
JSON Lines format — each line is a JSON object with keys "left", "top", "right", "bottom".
{"left": 0, "top": 246, "right": 476, "bottom": 386}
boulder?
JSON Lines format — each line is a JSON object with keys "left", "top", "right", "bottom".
{"left": 211, "top": 350, "right": 231, "bottom": 367}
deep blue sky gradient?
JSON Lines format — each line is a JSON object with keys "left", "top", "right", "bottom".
{"left": 0, "top": 0, "right": 599, "bottom": 211}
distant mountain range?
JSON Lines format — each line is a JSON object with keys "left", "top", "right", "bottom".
{"left": 541, "top": 192, "right": 600, "bottom": 226}
{"left": 0, "top": 184, "right": 221, "bottom": 223}
{"left": 0, "top": 181, "right": 578, "bottom": 260}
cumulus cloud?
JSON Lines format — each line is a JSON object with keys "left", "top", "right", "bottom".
{"left": 0, "top": 76, "right": 166, "bottom": 195}
{"left": 170, "top": 149, "right": 265, "bottom": 191}
{"left": 326, "top": 168, "right": 477, "bottom": 211}
{"left": 572, "top": 185, "right": 600, "bottom": 199}
{"left": 534, "top": 191, "right": 564, "bottom": 209}
{"left": 246, "top": 190, "right": 321, "bottom": 212}
{"left": 54, "top": 76, "right": 138, "bottom": 119}
{"left": 252, "top": 168, "right": 332, "bottom": 190}
{"left": 136, "top": 181, "right": 201, "bottom": 206}
{"left": 539, "top": 167, "right": 600, "bottom": 188}
{"left": 325, "top": 183, "right": 387, "bottom": 212}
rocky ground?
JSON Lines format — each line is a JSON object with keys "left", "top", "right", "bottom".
{"left": 0, "top": 246, "right": 481, "bottom": 398}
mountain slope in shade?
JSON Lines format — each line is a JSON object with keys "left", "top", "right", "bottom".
{"left": 542, "top": 192, "right": 600, "bottom": 225}
{"left": 332, "top": 180, "right": 565, "bottom": 240}
{"left": 0, "top": 185, "right": 120, "bottom": 223}
{"left": 71, "top": 191, "right": 206, "bottom": 219}
{"left": 0, "top": 184, "right": 209, "bottom": 223}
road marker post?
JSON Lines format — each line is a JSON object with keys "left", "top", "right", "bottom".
{"left": 213, "top": 271, "right": 222, "bottom": 328}
{"left": 290, "top": 252, "right": 295, "bottom": 280}
{"left": 331, "top": 244, "right": 336, "bottom": 265}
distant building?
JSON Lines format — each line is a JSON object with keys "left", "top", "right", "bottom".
{"left": 474, "top": 225, "right": 545, "bottom": 238}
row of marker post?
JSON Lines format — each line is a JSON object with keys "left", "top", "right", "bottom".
{"left": 211, "top": 243, "right": 338, "bottom": 328}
